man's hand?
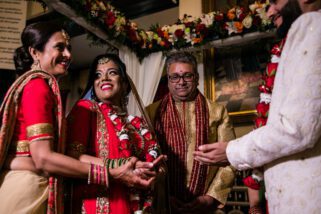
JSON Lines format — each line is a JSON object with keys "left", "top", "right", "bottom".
{"left": 110, "top": 157, "right": 155, "bottom": 189}
{"left": 193, "top": 142, "right": 229, "bottom": 165}
{"left": 173, "top": 195, "right": 218, "bottom": 214}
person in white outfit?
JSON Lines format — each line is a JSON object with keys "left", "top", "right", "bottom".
{"left": 194, "top": 0, "right": 321, "bottom": 213}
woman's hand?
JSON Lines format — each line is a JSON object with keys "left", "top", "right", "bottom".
{"left": 134, "top": 155, "right": 167, "bottom": 179}
{"left": 109, "top": 157, "right": 156, "bottom": 189}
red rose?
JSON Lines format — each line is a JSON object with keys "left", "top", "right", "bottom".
{"left": 271, "top": 44, "right": 282, "bottom": 56}
{"left": 145, "top": 153, "right": 154, "bottom": 162}
{"left": 157, "top": 28, "right": 164, "bottom": 38}
{"left": 196, "top": 23, "right": 206, "bottom": 33}
{"left": 256, "top": 102, "right": 269, "bottom": 117}
{"left": 266, "top": 63, "right": 278, "bottom": 77}
{"left": 105, "top": 11, "right": 116, "bottom": 27}
{"left": 238, "top": 13, "right": 246, "bottom": 21}
{"left": 184, "top": 21, "right": 193, "bottom": 28}
{"left": 130, "top": 116, "right": 141, "bottom": 129}
{"left": 127, "top": 29, "right": 139, "bottom": 43}
{"left": 254, "top": 117, "right": 267, "bottom": 128}
{"left": 265, "top": 76, "right": 275, "bottom": 90}
{"left": 215, "top": 14, "right": 224, "bottom": 21}
{"left": 243, "top": 176, "right": 260, "bottom": 190}
{"left": 258, "top": 84, "right": 271, "bottom": 93}
{"left": 174, "top": 29, "right": 184, "bottom": 38}
{"left": 164, "top": 40, "right": 171, "bottom": 48}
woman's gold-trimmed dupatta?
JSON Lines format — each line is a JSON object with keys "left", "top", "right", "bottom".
{"left": 0, "top": 70, "right": 65, "bottom": 214}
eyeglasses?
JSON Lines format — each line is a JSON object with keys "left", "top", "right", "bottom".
{"left": 168, "top": 73, "right": 195, "bottom": 83}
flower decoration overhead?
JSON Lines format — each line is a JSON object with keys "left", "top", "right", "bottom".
{"left": 41, "top": 0, "right": 273, "bottom": 60}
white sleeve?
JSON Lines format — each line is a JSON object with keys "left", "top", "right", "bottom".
{"left": 226, "top": 12, "right": 321, "bottom": 170}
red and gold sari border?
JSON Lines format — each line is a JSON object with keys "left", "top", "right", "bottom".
{"left": 11, "top": 140, "right": 31, "bottom": 156}
{"left": 27, "top": 123, "right": 53, "bottom": 139}
{"left": 29, "top": 136, "right": 54, "bottom": 143}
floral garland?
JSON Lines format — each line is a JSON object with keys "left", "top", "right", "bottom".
{"left": 104, "top": 104, "right": 160, "bottom": 213}
{"left": 243, "top": 38, "right": 285, "bottom": 191}
{"left": 106, "top": 108, "right": 159, "bottom": 162}
{"left": 30, "top": 0, "right": 273, "bottom": 61}
{"left": 254, "top": 38, "right": 285, "bottom": 128}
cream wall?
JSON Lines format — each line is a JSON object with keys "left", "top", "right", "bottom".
{"left": 133, "top": 7, "right": 178, "bottom": 30}
{"left": 26, "top": 2, "right": 50, "bottom": 19}
{"left": 179, "top": 0, "right": 202, "bottom": 18}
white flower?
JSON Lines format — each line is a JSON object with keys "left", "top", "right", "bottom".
{"left": 127, "top": 115, "right": 135, "bottom": 122}
{"left": 260, "top": 92, "right": 272, "bottom": 104}
{"left": 256, "top": 8, "right": 270, "bottom": 25}
{"left": 236, "top": 8, "right": 243, "bottom": 19}
{"left": 271, "top": 55, "right": 281, "bottom": 63}
{"left": 140, "top": 129, "right": 148, "bottom": 135}
{"left": 110, "top": 114, "right": 118, "bottom": 121}
{"left": 225, "top": 22, "right": 238, "bottom": 35}
{"left": 200, "top": 14, "right": 214, "bottom": 27}
{"left": 251, "top": 169, "right": 264, "bottom": 182}
{"left": 169, "top": 24, "right": 185, "bottom": 34}
{"left": 119, "top": 134, "right": 129, "bottom": 140}
{"left": 149, "top": 150, "right": 158, "bottom": 159}
{"left": 146, "top": 31, "right": 154, "bottom": 40}
{"left": 161, "top": 25, "right": 170, "bottom": 32}
{"left": 242, "top": 15, "right": 253, "bottom": 29}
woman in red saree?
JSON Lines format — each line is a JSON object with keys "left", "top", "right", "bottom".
{"left": 0, "top": 22, "right": 158, "bottom": 214}
{"left": 66, "top": 53, "right": 165, "bottom": 214}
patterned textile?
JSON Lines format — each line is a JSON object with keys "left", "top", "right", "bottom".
{"left": 0, "top": 70, "right": 64, "bottom": 214}
{"left": 154, "top": 91, "right": 208, "bottom": 201}
{"left": 227, "top": 11, "right": 321, "bottom": 213}
{"left": 67, "top": 99, "right": 160, "bottom": 214}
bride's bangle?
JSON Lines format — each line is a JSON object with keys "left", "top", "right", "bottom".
{"left": 88, "top": 163, "right": 108, "bottom": 187}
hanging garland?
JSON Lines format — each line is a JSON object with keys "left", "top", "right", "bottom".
{"left": 29, "top": 0, "right": 273, "bottom": 60}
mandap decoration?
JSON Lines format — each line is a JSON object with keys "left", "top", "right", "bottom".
{"left": 30, "top": 0, "right": 273, "bottom": 61}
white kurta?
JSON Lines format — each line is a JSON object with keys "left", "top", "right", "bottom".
{"left": 226, "top": 11, "right": 321, "bottom": 214}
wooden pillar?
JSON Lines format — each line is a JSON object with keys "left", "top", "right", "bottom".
{"left": 201, "top": 0, "right": 216, "bottom": 101}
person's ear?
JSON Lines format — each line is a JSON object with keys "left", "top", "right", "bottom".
{"left": 28, "top": 47, "right": 40, "bottom": 61}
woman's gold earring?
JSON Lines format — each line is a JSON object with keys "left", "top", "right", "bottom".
{"left": 31, "top": 60, "right": 42, "bottom": 71}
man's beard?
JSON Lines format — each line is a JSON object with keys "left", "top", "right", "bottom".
{"left": 277, "top": 0, "right": 302, "bottom": 38}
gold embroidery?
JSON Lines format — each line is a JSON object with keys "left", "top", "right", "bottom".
{"left": 27, "top": 123, "right": 53, "bottom": 138}
{"left": 93, "top": 103, "right": 109, "bottom": 159}
{"left": 96, "top": 197, "right": 110, "bottom": 213}
{"left": 11, "top": 140, "right": 30, "bottom": 154}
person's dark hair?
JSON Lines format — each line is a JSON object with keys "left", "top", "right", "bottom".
{"left": 277, "top": 0, "right": 302, "bottom": 38}
{"left": 165, "top": 52, "right": 198, "bottom": 74}
{"left": 14, "top": 22, "right": 64, "bottom": 75}
{"left": 84, "top": 53, "right": 131, "bottom": 100}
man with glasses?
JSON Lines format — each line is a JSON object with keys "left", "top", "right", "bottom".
{"left": 146, "top": 51, "right": 235, "bottom": 214}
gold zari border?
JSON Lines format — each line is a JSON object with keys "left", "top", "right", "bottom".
{"left": 27, "top": 123, "right": 53, "bottom": 138}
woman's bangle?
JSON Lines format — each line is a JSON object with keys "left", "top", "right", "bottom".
{"left": 103, "top": 157, "right": 132, "bottom": 169}
{"left": 88, "top": 163, "right": 109, "bottom": 187}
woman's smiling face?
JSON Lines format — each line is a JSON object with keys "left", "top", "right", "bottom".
{"left": 94, "top": 60, "right": 123, "bottom": 105}
{"left": 36, "top": 31, "right": 71, "bottom": 77}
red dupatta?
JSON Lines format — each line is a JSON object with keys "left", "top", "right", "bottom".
{"left": 0, "top": 70, "right": 65, "bottom": 214}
